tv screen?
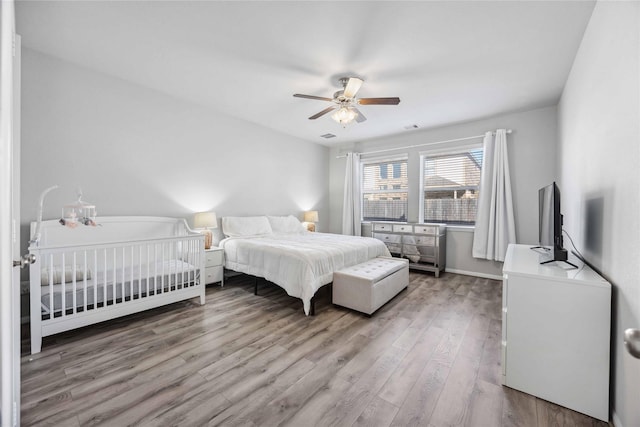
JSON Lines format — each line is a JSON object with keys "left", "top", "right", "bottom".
{"left": 538, "top": 183, "right": 555, "bottom": 249}
{"left": 538, "top": 182, "right": 568, "bottom": 263}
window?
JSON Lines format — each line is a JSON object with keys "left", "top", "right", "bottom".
{"left": 379, "top": 163, "right": 388, "bottom": 179}
{"left": 392, "top": 163, "right": 402, "bottom": 178}
{"left": 421, "top": 147, "right": 483, "bottom": 225}
{"left": 362, "top": 157, "right": 408, "bottom": 222}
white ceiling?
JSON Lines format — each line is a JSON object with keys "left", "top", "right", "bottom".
{"left": 16, "top": 1, "right": 595, "bottom": 146}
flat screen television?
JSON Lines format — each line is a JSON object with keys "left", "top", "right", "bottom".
{"left": 538, "top": 182, "right": 572, "bottom": 265}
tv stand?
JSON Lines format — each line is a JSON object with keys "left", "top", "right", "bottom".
{"left": 502, "top": 244, "right": 611, "bottom": 421}
{"left": 530, "top": 246, "right": 577, "bottom": 268}
{"left": 540, "top": 258, "right": 578, "bottom": 269}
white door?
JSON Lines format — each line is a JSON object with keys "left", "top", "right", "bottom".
{"left": 1, "top": 1, "right": 21, "bottom": 425}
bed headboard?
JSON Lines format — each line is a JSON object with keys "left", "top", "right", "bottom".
{"left": 29, "top": 216, "right": 194, "bottom": 248}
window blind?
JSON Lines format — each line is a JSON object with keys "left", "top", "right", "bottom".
{"left": 421, "top": 148, "right": 483, "bottom": 225}
{"left": 361, "top": 158, "right": 408, "bottom": 222}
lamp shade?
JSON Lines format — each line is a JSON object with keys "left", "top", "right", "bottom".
{"left": 194, "top": 211, "right": 218, "bottom": 229}
{"left": 303, "top": 211, "right": 319, "bottom": 223}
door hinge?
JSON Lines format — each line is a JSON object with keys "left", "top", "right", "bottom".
{"left": 13, "top": 401, "right": 17, "bottom": 426}
{"left": 12, "top": 32, "right": 16, "bottom": 57}
{"left": 12, "top": 219, "right": 16, "bottom": 244}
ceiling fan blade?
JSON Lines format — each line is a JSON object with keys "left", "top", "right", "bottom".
{"left": 343, "top": 77, "right": 363, "bottom": 99}
{"left": 293, "top": 94, "right": 334, "bottom": 102}
{"left": 353, "top": 108, "right": 367, "bottom": 123}
{"left": 358, "top": 97, "right": 401, "bottom": 105}
{"left": 308, "top": 106, "right": 337, "bottom": 120}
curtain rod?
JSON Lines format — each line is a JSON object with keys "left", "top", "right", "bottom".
{"left": 336, "top": 129, "right": 512, "bottom": 158}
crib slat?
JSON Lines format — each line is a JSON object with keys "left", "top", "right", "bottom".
{"left": 72, "top": 252, "right": 77, "bottom": 314}
{"left": 103, "top": 249, "right": 107, "bottom": 308}
{"left": 171, "top": 242, "right": 175, "bottom": 291}
{"left": 113, "top": 247, "right": 117, "bottom": 306}
{"left": 180, "top": 239, "right": 184, "bottom": 289}
{"left": 154, "top": 243, "right": 158, "bottom": 295}
{"left": 129, "top": 245, "right": 134, "bottom": 302}
{"left": 61, "top": 253, "right": 66, "bottom": 316}
{"left": 146, "top": 244, "right": 150, "bottom": 297}
{"left": 82, "top": 251, "right": 87, "bottom": 311}
{"left": 93, "top": 249, "right": 98, "bottom": 310}
{"left": 161, "top": 243, "right": 165, "bottom": 293}
{"left": 48, "top": 253, "right": 54, "bottom": 319}
{"left": 121, "top": 247, "right": 126, "bottom": 304}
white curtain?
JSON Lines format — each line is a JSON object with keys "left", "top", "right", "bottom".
{"left": 472, "top": 129, "right": 516, "bottom": 261}
{"left": 342, "top": 152, "right": 361, "bottom": 236}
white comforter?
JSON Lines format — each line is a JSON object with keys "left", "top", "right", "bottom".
{"left": 220, "top": 232, "right": 390, "bottom": 314}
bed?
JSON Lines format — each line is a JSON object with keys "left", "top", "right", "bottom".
{"left": 219, "top": 215, "right": 390, "bottom": 314}
{"left": 29, "top": 216, "right": 205, "bottom": 354}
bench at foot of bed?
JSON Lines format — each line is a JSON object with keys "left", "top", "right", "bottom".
{"left": 332, "top": 257, "right": 409, "bottom": 316}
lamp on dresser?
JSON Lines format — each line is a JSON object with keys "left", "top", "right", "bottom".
{"left": 303, "top": 210, "right": 319, "bottom": 232}
{"left": 194, "top": 211, "right": 217, "bottom": 249}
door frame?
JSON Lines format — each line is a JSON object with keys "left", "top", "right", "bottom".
{"left": 1, "top": 0, "right": 20, "bottom": 425}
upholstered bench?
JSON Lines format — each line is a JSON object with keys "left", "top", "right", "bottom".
{"left": 333, "top": 257, "right": 409, "bottom": 315}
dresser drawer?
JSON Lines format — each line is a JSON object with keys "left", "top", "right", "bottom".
{"left": 373, "top": 233, "right": 402, "bottom": 244}
{"left": 373, "top": 223, "right": 394, "bottom": 232}
{"left": 385, "top": 243, "right": 402, "bottom": 254}
{"left": 414, "top": 225, "right": 437, "bottom": 235}
{"left": 205, "top": 266, "right": 223, "bottom": 284}
{"left": 414, "top": 236, "right": 436, "bottom": 246}
{"left": 418, "top": 246, "right": 437, "bottom": 258}
{"left": 392, "top": 224, "right": 412, "bottom": 233}
{"left": 205, "top": 249, "right": 223, "bottom": 267}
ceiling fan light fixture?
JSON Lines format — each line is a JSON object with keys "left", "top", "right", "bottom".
{"left": 331, "top": 106, "right": 358, "bottom": 125}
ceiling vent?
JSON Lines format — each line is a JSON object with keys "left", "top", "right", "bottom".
{"left": 320, "top": 133, "right": 336, "bottom": 139}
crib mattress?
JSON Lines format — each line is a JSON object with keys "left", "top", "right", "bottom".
{"left": 40, "top": 259, "right": 199, "bottom": 314}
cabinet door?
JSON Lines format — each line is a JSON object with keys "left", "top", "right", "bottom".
{"left": 505, "top": 275, "right": 610, "bottom": 421}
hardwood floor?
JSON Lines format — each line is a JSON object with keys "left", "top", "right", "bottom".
{"left": 21, "top": 272, "right": 609, "bottom": 426}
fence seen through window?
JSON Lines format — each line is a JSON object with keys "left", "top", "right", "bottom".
{"left": 422, "top": 148, "right": 483, "bottom": 225}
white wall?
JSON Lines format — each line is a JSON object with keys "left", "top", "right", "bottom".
{"left": 330, "top": 106, "right": 558, "bottom": 278}
{"left": 558, "top": 2, "right": 639, "bottom": 426}
{"left": 20, "top": 49, "right": 329, "bottom": 246}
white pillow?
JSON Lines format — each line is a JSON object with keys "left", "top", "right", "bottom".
{"left": 222, "top": 216, "right": 273, "bottom": 237}
{"left": 267, "top": 215, "right": 306, "bottom": 234}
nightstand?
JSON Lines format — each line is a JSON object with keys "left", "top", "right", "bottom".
{"left": 204, "top": 247, "right": 224, "bottom": 286}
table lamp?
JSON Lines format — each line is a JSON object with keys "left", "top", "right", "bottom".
{"left": 303, "top": 210, "right": 319, "bottom": 232}
{"left": 194, "top": 211, "right": 217, "bottom": 249}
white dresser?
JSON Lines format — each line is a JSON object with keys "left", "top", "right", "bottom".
{"left": 502, "top": 244, "right": 611, "bottom": 421}
{"left": 370, "top": 222, "right": 446, "bottom": 277}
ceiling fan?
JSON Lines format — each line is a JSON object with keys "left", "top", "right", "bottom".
{"left": 293, "top": 77, "right": 400, "bottom": 125}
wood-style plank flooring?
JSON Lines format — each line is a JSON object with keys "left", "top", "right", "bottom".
{"left": 21, "top": 272, "right": 609, "bottom": 426}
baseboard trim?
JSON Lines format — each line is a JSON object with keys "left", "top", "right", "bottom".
{"left": 444, "top": 268, "right": 502, "bottom": 281}
{"left": 612, "top": 410, "right": 622, "bottom": 427}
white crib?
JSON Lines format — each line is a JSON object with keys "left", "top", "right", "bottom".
{"left": 28, "top": 216, "right": 205, "bottom": 354}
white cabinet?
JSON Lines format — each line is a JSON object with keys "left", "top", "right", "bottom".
{"left": 502, "top": 244, "right": 611, "bottom": 421}
{"left": 371, "top": 222, "right": 446, "bottom": 277}
{"left": 204, "top": 247, "right": 224, "bottom": 286}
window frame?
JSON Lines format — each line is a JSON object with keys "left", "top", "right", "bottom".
{"left": 360, "top": 154, "right": 409, "bottom": 223}
{"left": 418, "top": 143, "right": 484, "bottom": 225}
